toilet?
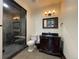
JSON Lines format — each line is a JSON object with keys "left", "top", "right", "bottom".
{"left": 27, "top": 35, "right": 38, "bottom": 52}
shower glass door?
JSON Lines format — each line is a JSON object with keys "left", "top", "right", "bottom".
{"left": 3, "top": 0, "right": 27, "bottom": 59}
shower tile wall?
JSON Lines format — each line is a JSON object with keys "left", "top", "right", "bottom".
{"left": 3, "top": 11, "right": 13, "bottom": 46}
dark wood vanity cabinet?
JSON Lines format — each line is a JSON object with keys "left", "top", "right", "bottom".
{"left": 39, "top": 35, "right": 62, "bottom": 56}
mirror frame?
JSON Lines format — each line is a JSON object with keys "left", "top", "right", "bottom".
{"left": 43, "top": 17, "right": 58, "bottom": 29}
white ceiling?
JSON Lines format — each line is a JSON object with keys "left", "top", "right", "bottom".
{"left": 15, "top": 0, "right": 62, "bottom": 10}
{"left": 26, "top": 0, "right": 62, "bottom": 9}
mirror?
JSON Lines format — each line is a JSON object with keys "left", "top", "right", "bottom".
{"left": 43, "top": 17, "right": 58, "bottom": 28}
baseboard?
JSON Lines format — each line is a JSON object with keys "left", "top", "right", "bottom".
{"left": 39, "top": 49, "right": 61, "bottom": 57}
{"left": 61, "top": 53, "right": 66, "bottom": 59}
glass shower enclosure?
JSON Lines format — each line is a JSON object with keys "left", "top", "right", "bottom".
{"left": 3, "top": 0, "right": 27, "bottom": 59}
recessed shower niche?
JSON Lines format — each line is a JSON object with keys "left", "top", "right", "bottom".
{"left": 3, "top": 0, "right": 27, "bottom": 59}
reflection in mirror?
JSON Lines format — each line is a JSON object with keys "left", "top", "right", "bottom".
{"left": 44, "top": 20, "right": 47, "bottom": 27}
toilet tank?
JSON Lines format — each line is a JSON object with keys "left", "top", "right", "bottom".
{"left": 31, "top": 36, "right": 37, "bottom": 41}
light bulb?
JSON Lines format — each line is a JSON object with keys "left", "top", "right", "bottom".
{"left": 44, "top": 12, "right": 47, "bottom": 15}
{"left": 48, "top": 11, "right": 52, "bottom": 16}
{"left": 52, "top": 10, "right": 56, "bottom": 14}
{"left": 48, "top": 11, "right": 51, "bottom": 13}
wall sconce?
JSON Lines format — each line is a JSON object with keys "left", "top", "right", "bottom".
{"left": 52, "top": 10, "right": 56, "bottom": 15}
{"left": 48, "top": 11, "right": 52, "bottom": 16}
{"left": 44, "top": 10, "right": 56, "bottom": 16}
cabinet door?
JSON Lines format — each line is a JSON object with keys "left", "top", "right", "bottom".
{"left": 51, "top": 37, "right": 60, "bottom": 53}
{"left": 40, "top": 36, "right": 49, "bottom": 50}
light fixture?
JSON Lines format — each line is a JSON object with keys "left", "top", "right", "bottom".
{"left": 3, "top": 3, "right": 9, "bottom": 8}
{"left": 48, "top": 11, "right": 52, "bottom": 16}
{"left": 44, "top": 12, "right": 48, "bottom": 16}
{"left": 52, "top": 10, "right": 56, "bottom": 14}
{"left": 44, "top": 10, "right": 56, "bottom": 16}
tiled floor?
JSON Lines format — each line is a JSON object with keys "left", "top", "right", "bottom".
{"left": 12, "top": 48, "right": 61, "bottom": 59}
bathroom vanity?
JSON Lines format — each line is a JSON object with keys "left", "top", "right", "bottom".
{"left": 39, "top": 33, "right": 63, "bottom": 57}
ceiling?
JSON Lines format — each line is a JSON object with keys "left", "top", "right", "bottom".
{"left": 26, "top": 0, "right": 62, "bottom": 9}
{"left": 15, "top": 0, "right": 63, "bottom": 10}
